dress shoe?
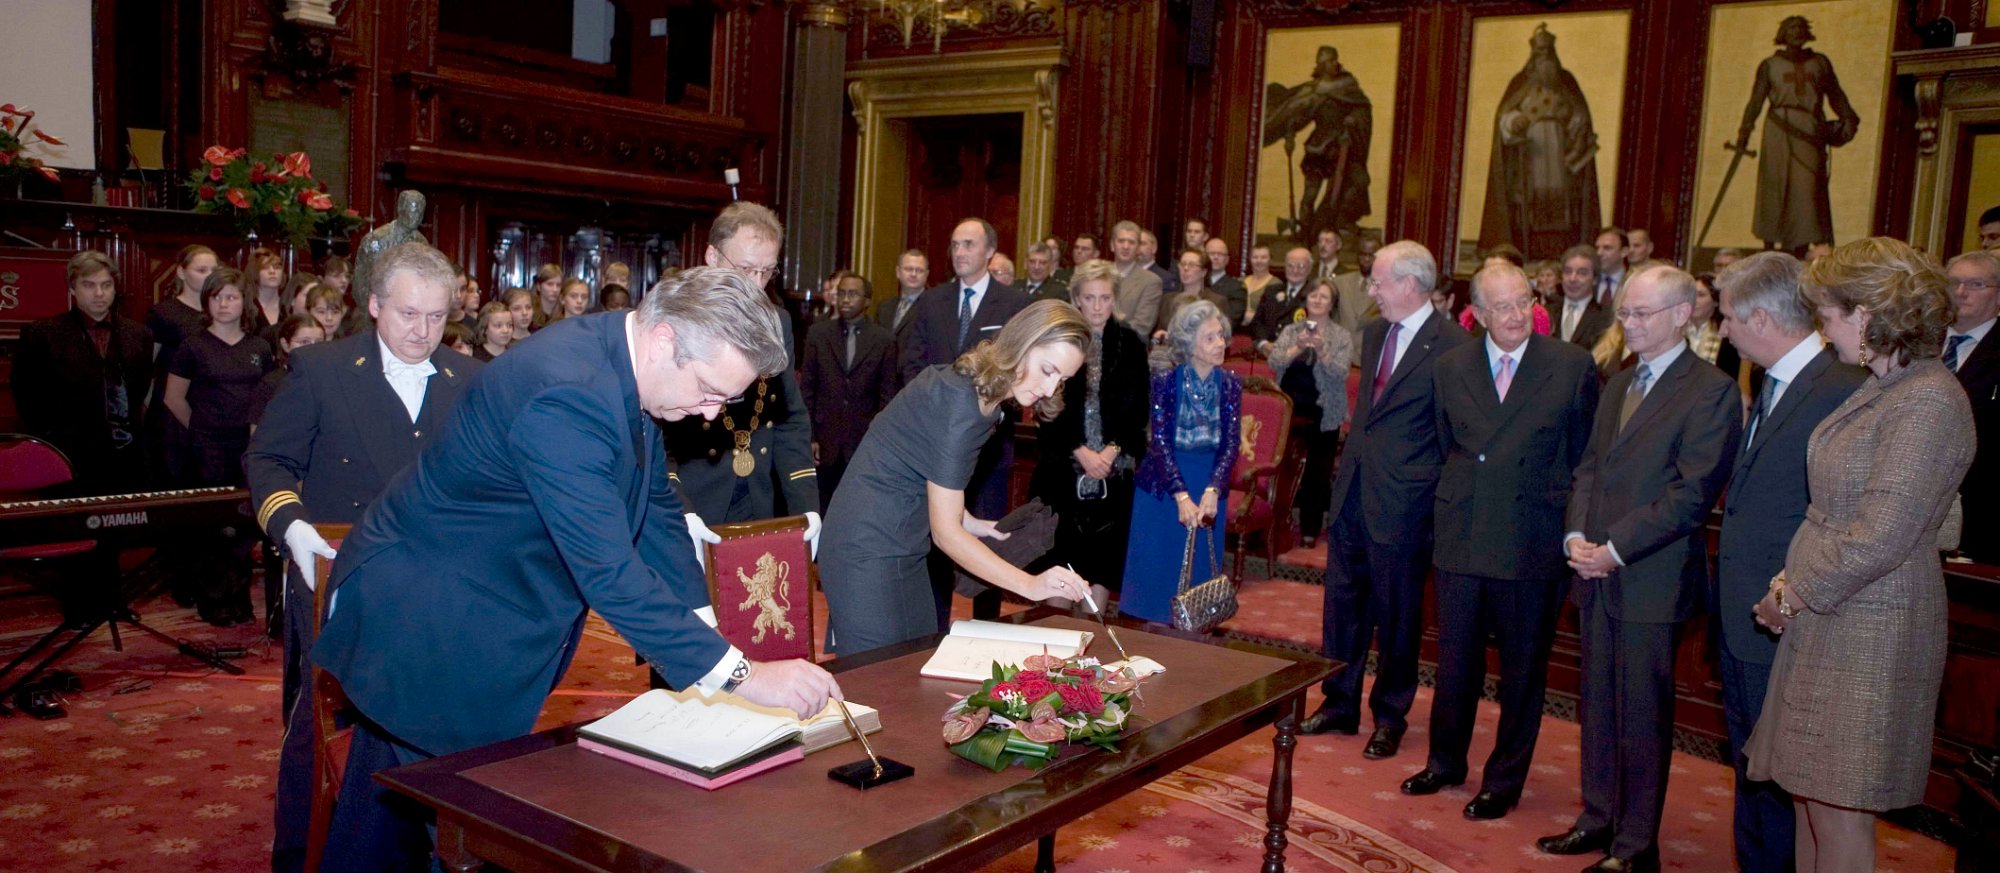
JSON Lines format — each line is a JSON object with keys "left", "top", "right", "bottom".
{"left": 1297, "top": 708, "right": 1358, "bottom": 736}
{"left": 1579, "top": 847, "right": 1658, "bottom": 873}
{"left": 1462, "top": 790, "right": 1518, "bottom": 820}
{"left": 1399, "top": 769, "right": 1463, "bottom": 795}
{"left": 1361, "top": 726, "right": 1404, "bottom": 759}
{"left": 1536, "top": 826, "right": 1611, "bottom": 856}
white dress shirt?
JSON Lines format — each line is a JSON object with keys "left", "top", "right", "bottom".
{"left": 1947, "top": 317, "right": 1994, "bottom": 372}
{"left": 1486, "top": 333, "right": 1527, "bottom": 376}
{"left": 1564, "top": 339, "right": 1687, "bottom": 566}
{"left": 377, "top": 337, "right": 435, "bottom": 423}
{"left": 957, "top": 272, "right": 992, "bottom": 319}
{"left": 1382, "top": 304, "right": 1435, "bottom": 374}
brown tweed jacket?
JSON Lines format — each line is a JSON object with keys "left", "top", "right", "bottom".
{"left": 1748, "top": 359, "right": 1974, "bottom": 810}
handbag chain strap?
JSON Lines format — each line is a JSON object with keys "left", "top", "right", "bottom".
{"left": 1174, "top": 523, "right": 1224, "bottom": 597}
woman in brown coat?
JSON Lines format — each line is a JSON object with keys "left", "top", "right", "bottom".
{"left": 1746, "top": 238, "right": 1974, "bottom": 873}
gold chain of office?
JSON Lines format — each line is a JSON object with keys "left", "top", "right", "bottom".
{"left": 721, "top": 379, "right": 767, "bottom": 477}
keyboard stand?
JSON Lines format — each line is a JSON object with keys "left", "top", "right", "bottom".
{"left": 0, "top": 546, "right": 243, "bottom": 716}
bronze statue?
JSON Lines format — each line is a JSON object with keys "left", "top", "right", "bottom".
{"left": 352, "top": 190, "right": 429, "bottom": 310}
{"left": 1735, "top": 16, "right": 1858, "bottom": 252}
{"left": 1263, "top": 46, "right": 1373, "bottom": 242}
{"left": 1477, "top": 24, "right": 1600, "bottom": 258}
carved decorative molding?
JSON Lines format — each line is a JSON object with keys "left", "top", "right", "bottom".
{"left": 860, "top": 0, "right": 1060, "bottom": 55}
{"left": 793, "top": 0, "right": 852, "bottom": 28}
{"left": 1915, "top": 78, "right": 1941, "bottom": 157}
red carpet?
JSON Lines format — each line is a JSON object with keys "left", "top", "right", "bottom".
{"left": 0, "top": 582, "right": 1956, "bottom": 871}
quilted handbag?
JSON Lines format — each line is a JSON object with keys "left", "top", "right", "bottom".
{"left": 1171, "top": 524, "right": 1237, "bottom": 633}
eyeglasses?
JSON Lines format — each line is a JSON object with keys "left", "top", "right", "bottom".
{"left": 1951, "top": 279, "right": 1996, "bottom": 292}
{"left": 714, "top": 249, "right": 778, "bottom": 286}
{"left": 1478, "top": 299, "right": 1535, "bottom": 316}
{"left": 1615, "top": 302, "right": 1686, "bottom": 322}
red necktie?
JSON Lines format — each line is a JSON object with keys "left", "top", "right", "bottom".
{"left": 1373, "top": 323, "right": 1401, "bottom": 403}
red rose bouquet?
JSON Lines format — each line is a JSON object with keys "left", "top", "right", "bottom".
{"left": 186, "top": 145, "right": 353, "bottom": 247}
{"left": 941, "top": 653, "right": 1146, "bottom": 771}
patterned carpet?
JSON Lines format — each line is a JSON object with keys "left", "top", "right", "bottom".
{"left": 0, "top": 580, "right": 1958, "bottom": 872}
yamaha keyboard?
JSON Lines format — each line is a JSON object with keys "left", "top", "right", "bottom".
{"left": 0, "top": 487, "right": 251, "bottom": 549}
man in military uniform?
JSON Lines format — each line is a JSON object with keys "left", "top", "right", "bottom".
{"left": 656, "top": 202, "right": 820, "bottom": 691}
{"left": 245, "top": 241, "right": 481, "bottom": 873}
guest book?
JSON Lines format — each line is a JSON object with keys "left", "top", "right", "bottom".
{"left": 919, "top": 620, "right": 1095, "bottom": 682}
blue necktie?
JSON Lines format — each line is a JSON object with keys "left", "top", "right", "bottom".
{"left": 957, "top": 287, "right": 975, "bottom": 351}
{"left": 1944, "top": 334, "right": 1970, "bottom": 371}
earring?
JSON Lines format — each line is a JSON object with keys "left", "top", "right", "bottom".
{"left": 1857, "top": 343, "right": 1872, "bottom": 366}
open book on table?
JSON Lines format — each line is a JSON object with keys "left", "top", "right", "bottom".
{"left": 919, "top": 620, "right": 1095, "bottom": 682}
{"left": 577, "top": 688, "right": 880, "bottom": 789}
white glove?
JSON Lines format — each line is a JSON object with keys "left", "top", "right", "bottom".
{"left": 686, "top": 513, "right": 721, "bottom": 571}
{"left": 283, "top": 519, "right": 339, "bottom": 591}
{"left": 802, "top": 511, "right": 822, "bottom": 561}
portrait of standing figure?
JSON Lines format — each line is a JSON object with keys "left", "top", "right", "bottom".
{"left": 1735, "top": 16, "right": 1858, "bottom": 252}
{"left": 1263, "top": 45, "right": 1374, "bottom": 243}
{"left": 1477, "top": 24, "right": 1600, "bottom": 258}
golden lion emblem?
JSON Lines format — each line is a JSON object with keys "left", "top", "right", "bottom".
{"left": 1239, "top": 415, "right": 1262, "bottom": 466}
{"left": 735, "top": 552, "right": 796, "bottom": 644}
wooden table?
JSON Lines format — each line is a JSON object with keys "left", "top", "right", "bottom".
{"left": 377, "top": 611, "right": 1339, "bottom": 872}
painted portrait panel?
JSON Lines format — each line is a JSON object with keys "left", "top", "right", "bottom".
{"left": 1455, "top": 10, "right": 1631, "bottom": 274}
{"left": 1253, "top": 22, "right": 1401, "bottom": 252}
{"left": 1690, "top": 0, "right": 1893, "bottom": 267}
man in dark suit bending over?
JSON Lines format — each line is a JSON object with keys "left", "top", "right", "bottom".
{"left": 1540, "top": 264, "right": 1741, "bottom": 873}
{"left": 1711, "top": 252, "right": 1865, "bottom": 873}
{"left": 1399, "top": 263, "right": 1599, "bottom": 821}
{"left": 310, "top": 267, "right": 839, "bottom": 870}
{"left": 1299, "top": 240, "right": 1470, "bottom": 760}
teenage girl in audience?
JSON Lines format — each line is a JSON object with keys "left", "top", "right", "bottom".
{"left": 1242, "top": 244, "right": 1276, "bottom": 326}
{"left": 532, "top": 263, "right": 563, "bottom": 329}
{"left": 598, "top": 283, "right": 632, "bottom": 313}
{"left": 554, "top": 278, "right": 590, "bottom": 322}
{"left": 147, "top": 244, "right": 219, "bottom": 488}
{"left": 249, "top": 248, "right": 287, "bottom": 339}
{"left": 249, "top": 314, "right": 324, "bottom": 430}
{"left": 305, "top": 284, "right": 347, "bottom": 341}
{"left": 163, "top": 267, "right": 274, "bottom": 627}
{"left": 1266, "top": 278, "right": 1354, "bottom": 548}
{"left": 504, "top": 288, "right": 538, "bottom": 337}
{"left": 319, "top": 256, "right": 352, "bottom": 299}
{"left": 474, "top": 301, "right": 514, "bottom": 361}
{"left": 284, "top": 273, "right": 320, "bottom": 319}
{"left": 442, "top": 321, "right": 475, "bottom": 356}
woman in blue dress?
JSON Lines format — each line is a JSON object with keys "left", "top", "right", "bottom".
{"left": 1122, "top": 300, "right": 1241, "bottom": 623}
{"left": 819, "top": 299, "right": 1096, "bottom": 656}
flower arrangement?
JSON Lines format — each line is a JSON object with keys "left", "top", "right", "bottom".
{"left": 187, "top": 146, "right": 360, "bottom": 248}
{"left": 0, "top": 104, "right": 65, "bottom": 185}
{"left": 941, "top": 653, "right": 1147, "bottom": 771}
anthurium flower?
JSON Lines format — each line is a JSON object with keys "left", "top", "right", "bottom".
{"left": 283, "top": 152, "right": 310, "bottom": 177}
{"left": 227, "top": 188, "right": 250, "bottom": 208}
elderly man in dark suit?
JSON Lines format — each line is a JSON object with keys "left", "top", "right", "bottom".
{"left": 801, "top": 271, "right": 898, "bottom": 511}
{"left": 11, "top": 251, "right": 153, "bottom": 496}
{"left": 1299, "top": 241, "right": 1470, "bottom": 760}
{"left": 1399, "top": 264, "right": 1599, "bottom": 821}
{"left": 245, "top": 241, "right": 482, "bottom": 873}
{"left": 310, "top": 268, "right": 839, "bottom": 870}
{"left": 1540, "top": 264, "right": 1742, "bottom": 873}
{"left": 1944, "top": 249, "right": 2000, "bottom": 563}
{"left": 1711, "top": 252, "right": 1864, "bottom": 873}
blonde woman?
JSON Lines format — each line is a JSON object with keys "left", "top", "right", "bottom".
{"left": 532, "top": 263, "right": 563, "bottom": 328}
{"left": 819, "top": 299, "right": 1095, "bottom": 655}
{"left": 1746, "top": 238, "right": 1975, "bottom": 873}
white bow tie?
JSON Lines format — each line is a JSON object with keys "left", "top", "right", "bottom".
{"left": 383, "top": 357, "right": 436, "bottom": 380}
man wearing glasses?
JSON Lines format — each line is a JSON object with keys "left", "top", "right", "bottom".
{"left": 309, "top": 265, "right": 840, "bottom": 870}
{"left": 1541, "top": 264, "right": 1740, "bottom": 872}
{"left": 666, "top": 202, "right": 822, "bottom": 603}
{"left": 1943, "top": 250, "right": 2000, "bottom": 562}
{"left": 1400, "top": 263, "right": 1599, "bottom": 823}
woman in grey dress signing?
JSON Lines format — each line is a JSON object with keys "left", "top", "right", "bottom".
{"left": 1745, "top": 238, "right": 1973, "bottom": 873}
{"left": 819, "top": 299, "right": 1094, "bottom": 656}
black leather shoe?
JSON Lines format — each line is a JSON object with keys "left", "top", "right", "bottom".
{"left": 1297, "top": 708, "right": 1358, "bottom": 736}
{"left": 1580, "top": 847, "right": 1658, "bottom": 873}
{"left": 1361, "top": 726, "right": 1404, "bottom": 759}
{"left": 1399, "top": 769, "right": 1463, "bottom": 795}
{"left": 1536, "top": 826, "right": 1611, "bottom": 856}
{"left": 1462, "top": 790, "right": 1518, "bottom": 820}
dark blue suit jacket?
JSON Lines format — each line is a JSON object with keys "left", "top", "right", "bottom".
{"left": 1715, "top": 346, "right": 1863, "bottom": 663}
{"left": 1328, "top": 308, "right": 1471, "bottom": 543}
{"left": 312, "top": 313, "right": 726, "bottom": 756}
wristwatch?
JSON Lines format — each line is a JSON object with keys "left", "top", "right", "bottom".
{"left": 721, "top": 658, "right": 752, "bottom": 694}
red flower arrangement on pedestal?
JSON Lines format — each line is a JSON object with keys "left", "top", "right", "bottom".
{"left": 0, "top": 104, "right": 65, "bottom": 186}
{"left": 186, "top": 145, "right": 362, "bottom": 247}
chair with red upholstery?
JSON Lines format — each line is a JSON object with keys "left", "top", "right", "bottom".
{"left": 0, "top": 436, "right": 105, "bottom": 711}
{"left": 1226, "top": 333, "right": 1255, "bottom": 360}
{"left": 1225, "top": 378, "right": 1293, "bottom": 579}
{"left": 1222, "top": 359, "right": 1277, "bottom": 384}
{"left": 704, "top": 516, "right": 816, "bottom": 662}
